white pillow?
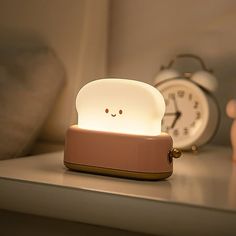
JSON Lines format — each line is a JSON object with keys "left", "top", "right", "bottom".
{"left": 0, "top": 48, "right": 65, "bottom": 160}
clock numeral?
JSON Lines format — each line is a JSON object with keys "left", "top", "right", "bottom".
{"left": 194, "top": 101, "right": 199, "bottom": 109}
{"left": 173, "top": 129, "right": 179, "bottom": 137}
{"left": 177, "top": 90, "right": 185, "bottom": 98}
{"left": 189, "top": 94, "right": 192, "bottom": 101}
{"left": 196, "top": 111, "right": 201, "bottom": 119}
{"left": 183, "top": 127, "right": 189, "bottom": 135}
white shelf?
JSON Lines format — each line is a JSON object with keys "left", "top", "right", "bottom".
{"left": 0, "top": 145, "right": 236, "bottom": 235}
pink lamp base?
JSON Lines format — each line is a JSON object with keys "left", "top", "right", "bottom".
{"left": 64, "top": 125, "right": 173, "bottom": 180}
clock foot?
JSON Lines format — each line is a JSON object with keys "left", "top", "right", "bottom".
{"left": 191, "top": 145, "right": 198, "bottom": 154}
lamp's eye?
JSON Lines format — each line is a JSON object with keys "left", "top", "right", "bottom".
{"left": 119, "top": 109, "right": 123, "bottom": 115}
{"left": 105, "top": 108, "right": 109, "bottom": 113}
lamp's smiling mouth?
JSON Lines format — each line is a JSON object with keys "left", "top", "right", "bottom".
{"left": 105, "top": 108, "right": 123, "bottom": 117}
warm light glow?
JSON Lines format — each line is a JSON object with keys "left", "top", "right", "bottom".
{"left": 76, "top": 78, "right": 165, "bottom": 136}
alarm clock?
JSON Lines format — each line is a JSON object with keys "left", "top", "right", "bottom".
{"left": 154, "top": 54, "right": 220, "bottom": 151}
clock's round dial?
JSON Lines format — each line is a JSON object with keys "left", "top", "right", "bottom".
{"left": 157, "top": 79, "right": 212, "bottom": 149}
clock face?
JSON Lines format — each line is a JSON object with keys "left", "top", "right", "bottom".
{"left": 157, "top": 79, "right": 209, "bottom": 149}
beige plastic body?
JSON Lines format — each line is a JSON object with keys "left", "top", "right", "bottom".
{"left": 64, "top": 126, "right": 173, "bottom": 180}
{"left": 226, "top": 99, "right": 236, "bottom": 162}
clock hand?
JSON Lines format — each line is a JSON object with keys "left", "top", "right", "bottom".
{"left": 170, "top": 95, "right": 182, "bottom": 128}
{"left": 171, "top": 111, "right": 182, "bottom": 129}
{"left": 171, "top": 116, "right": 178, "bottom": 129}
{"left": 172, "top": 96, "right": 179, "bottom": 112}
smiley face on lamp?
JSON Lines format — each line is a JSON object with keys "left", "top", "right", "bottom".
{"left": 64, "top": 78, "right": 181, "bottom": 180}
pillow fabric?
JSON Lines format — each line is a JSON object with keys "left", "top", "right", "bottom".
{"left": 0, "top": 48, "right": 65, "bottom": 160}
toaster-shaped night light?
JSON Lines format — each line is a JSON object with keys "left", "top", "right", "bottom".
{"left": 64, "top": 78, "right": 181, "bottom": 180}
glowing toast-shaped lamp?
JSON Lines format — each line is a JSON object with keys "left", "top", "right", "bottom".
{"left": 64, "top": 79, "right": 181, "bottom": 180}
